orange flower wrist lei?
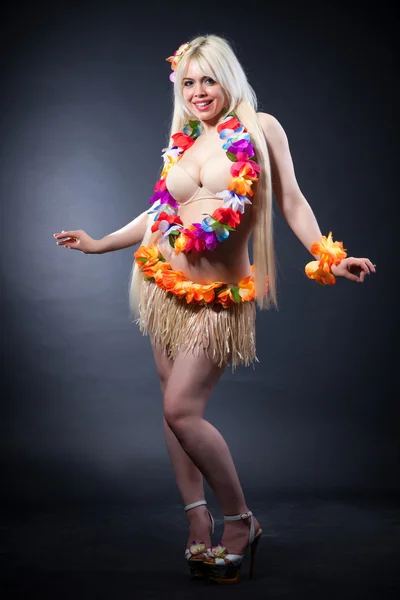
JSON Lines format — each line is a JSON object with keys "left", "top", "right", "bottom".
{"left": 304, "top": 232, "right": 347, "bottom": 285}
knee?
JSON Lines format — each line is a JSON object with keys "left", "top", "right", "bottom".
{"left": 163, "top": 393, "right": 192, "bottom": 436}
{"left": 163, "top": 407, "right": 187, "bottom": 435}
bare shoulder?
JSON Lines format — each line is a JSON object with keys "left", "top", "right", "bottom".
{"left": 256, "top": 112, "right": 288, "bottom": 145}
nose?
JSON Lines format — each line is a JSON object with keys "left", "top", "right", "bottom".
{"left": 193, "top": 81, "right": 206, "bottom": 97}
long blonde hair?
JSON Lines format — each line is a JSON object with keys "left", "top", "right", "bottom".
{"left": 129, "top": 34, "right": 277, "bottom": 316}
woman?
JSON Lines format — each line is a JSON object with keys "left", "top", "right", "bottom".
{"left": 53, "top": 35, "right": 376, "bottom": 584}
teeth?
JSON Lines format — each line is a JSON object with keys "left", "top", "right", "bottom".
{"left": 195, "top": 101, "right": 211, "bottom": 107}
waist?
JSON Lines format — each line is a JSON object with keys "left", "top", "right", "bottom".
{"left": 134, "top": 243, "right": 256, "bottom": 308}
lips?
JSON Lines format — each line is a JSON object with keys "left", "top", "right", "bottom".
{"left": 193, "top": 100, "right": 213, "bottom": 111}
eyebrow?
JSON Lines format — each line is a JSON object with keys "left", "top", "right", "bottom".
{"left": 182, "top": 75, "right": 214, "bottom": 81}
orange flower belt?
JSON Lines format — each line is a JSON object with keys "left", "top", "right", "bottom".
{"left": 134, "top": 243, "right": 258, "bottom": 309}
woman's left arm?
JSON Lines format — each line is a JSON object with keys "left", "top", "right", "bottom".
{"left": 257, "top": 112, "right": 376, "bottom": 283}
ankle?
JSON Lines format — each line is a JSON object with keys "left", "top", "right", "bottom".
{"left": 186, "top": 504, "right": 209, "bottom": 523}
{"left": 223, "top": 506, "right": 249, "bottom": 519}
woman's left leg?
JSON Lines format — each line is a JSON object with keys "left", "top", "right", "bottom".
{"left": 150, "top": 337, "right": 212, "bottom": 548}
{"left": 163, "top": 347, "right": 260, "bottom": 555}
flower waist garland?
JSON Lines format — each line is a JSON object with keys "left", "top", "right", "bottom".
{"left": 134, "top": 243, "right": 260, "bottom": 308}
{"left": 147, "top": 113, "right": 260, "bottom": 253}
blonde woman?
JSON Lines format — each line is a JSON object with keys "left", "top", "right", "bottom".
{"left": 53, "top": 35, "right": 376, "bottom": 584}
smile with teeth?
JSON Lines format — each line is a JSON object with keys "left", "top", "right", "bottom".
{"left": 194, "top": 100, "right": 212, "bottom": 108}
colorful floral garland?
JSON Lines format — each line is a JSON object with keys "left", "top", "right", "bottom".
{"left": 147, "top": 113, "right": 260, "bottom": 254}
{"left": 304, "top": 232, "right": 347, "bottom": 285}
{"left": 134, "top": 243, "right": 257, "bottom": 308}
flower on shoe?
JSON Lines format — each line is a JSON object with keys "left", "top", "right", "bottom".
{"left": 188, "top": 541, "right": 207, "bottom": 555}
{"left": 209, "top": 544, "right": 228, "bottom": 558}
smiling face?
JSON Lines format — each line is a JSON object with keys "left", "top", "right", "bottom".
{"left": 182, "top": 61, "right": 227, "bottom": 126}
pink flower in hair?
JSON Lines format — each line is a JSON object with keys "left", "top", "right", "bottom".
{"left": 166, "top": 42, "right": 190, "bottom": 82}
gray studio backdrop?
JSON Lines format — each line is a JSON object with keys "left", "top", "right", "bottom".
{"left": 1, "top": 1, "right": 396, "bottom": 504}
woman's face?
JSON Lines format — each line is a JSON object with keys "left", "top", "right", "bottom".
{"left": 182, "top": 61, "right": 227, "bottom": 125}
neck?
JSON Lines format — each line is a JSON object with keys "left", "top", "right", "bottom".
{"left": 199, "top": 110, "right": 227, "bottom": 134}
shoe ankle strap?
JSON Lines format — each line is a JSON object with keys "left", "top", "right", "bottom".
{"left": 223, "top": 510, "right": 253, "bottom": 521}
{"left": 223, "top": 510, "right": 255, "bottom": 544}
{"left": 184, "top": 500, "right": 215, "bottom": 535}
{"left": 184, "top": 500, "right": 207, "bottom": 512}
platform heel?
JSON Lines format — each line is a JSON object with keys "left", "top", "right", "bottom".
{"left": 202, "top": 510, "right": 262, "bottom": 584}
{"left": 184, "top": 500, "right": 215, "bottom": 579}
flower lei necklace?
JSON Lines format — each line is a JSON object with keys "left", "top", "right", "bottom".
{"left": 147, "top": 112, "right": 260, "bottom": 254}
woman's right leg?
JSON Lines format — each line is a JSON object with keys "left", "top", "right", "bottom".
{"left": 151, "top": 337, "right": 212, "bottom": 548}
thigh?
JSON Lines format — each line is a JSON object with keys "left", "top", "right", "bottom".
{"left": 163, "top": 346, "right": 226, "bottom": 420}
{"left": 150, "top": 335, "right": 174, "bottom": 394}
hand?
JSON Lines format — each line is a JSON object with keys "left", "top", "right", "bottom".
{"left": 53, "top": 230, "right": 100, "bottom": 254}
{"left": 331, "top": 257, "right": 376, "bottom": 283}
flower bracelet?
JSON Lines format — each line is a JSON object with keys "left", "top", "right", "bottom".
{"left": 304, "top": 232, "right": 347, "bottom": 285}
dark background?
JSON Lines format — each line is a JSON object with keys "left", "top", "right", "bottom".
{"left": 1, "top": 1, "right": 398, "bottom": 597}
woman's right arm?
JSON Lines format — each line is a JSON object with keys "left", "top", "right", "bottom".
{"left": 54, "top": 209, "right": 150, "bottom": 254}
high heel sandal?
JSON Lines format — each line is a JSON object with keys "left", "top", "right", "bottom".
{"left": 184, "top": 500, "right": 215, "bottom": 579}
{"left": 202, "top": 510, "right": 262, "bottom": 584}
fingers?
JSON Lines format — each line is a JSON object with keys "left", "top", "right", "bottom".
{"left": 364, "top": 259, "right": 376, "bottom": 273}
{"left": 54, "top": 230, "right": 79, "bottom": 248}
{"left": 346, "top": 257, "right": 377, "bottom": 283}
{"left": 356, "top": 259, "right": 377, "bottom": 280}
{"left": 53, "top": 230, "right": 78, "bottom": 239}
{"left": 345, "top": 271, "right": 363, "bottom": 283}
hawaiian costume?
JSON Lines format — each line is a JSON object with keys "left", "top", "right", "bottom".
{"left": 134, "top": 114, "right": 263, "bottom": 371}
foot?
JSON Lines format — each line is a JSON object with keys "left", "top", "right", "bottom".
{"left": 186, "top": 504, "right": 213, "bottom": 552}
{"left": 209, "top": 512, "right": 261, "bottom": 564}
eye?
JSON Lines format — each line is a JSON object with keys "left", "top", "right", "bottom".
{"left": 205, "top": 77, "right": 216, "bottom": 84}
{"left": 183, "top": 80, "right": 193, "bottom": 87}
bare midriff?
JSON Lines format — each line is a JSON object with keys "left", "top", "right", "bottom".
{"left": 158, "top": 198, "right": 253, "bottom": 285}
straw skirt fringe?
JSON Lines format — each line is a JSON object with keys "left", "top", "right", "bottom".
{"left": 136, "top": 280, "right": 257, "bottom": 372}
